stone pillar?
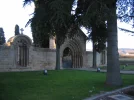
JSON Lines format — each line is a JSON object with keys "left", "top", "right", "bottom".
{"left": 75, "top": 54, "right": 77, "bottom": 68}
{"left": 81, "top": 56, "right": 83, "bottom": 67}
{"left": 49, "top": 37, "right": 56, "bottom": 49}
{"left": 74, "top": 53, "right": 76, "bottom": 68}
{"left": 72, "top": 54, "right": 74, "bottom": 68}
{"left": 78, "top": 54, "right": 80, "bottom": 68}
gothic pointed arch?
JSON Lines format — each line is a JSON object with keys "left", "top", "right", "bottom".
{"left": 61, "top": 37, "right": 84, "bottom": 68}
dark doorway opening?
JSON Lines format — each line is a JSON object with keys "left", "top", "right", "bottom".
{"left": 62, "top": 47, "right": 72, "bottom": 68}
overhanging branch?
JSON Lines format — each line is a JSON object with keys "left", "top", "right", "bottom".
{"left": 118, "top": 27, "right": 134, "bottom": 33}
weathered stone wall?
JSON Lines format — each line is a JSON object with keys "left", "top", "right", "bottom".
{"left": 0, "top": 45, "right": 104, "bottom": 72}
{"left": 96, "top": 52, "right": 101, "bottom": 66}
{"left": 0, "top": 45, "right": 56, "bottom": 72}
{"left": 85, "top": 51, "right": 93, "bottom": 67}
{"left": 85, "top": 51, "right": 103, "bottom": 67}
{"left": 29, "top": 47, "right": 56, "bottom": 70}
{"left": 0, "top": 45, "right": 15, "bottom": 71}
{"left": 0, "top": 33, "right": 107, "bottom": 72}
{"left": 49, "top": 37, "right": 56, "bottom": 49}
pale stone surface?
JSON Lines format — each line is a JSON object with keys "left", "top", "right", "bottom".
{"left": 49, "top": 36, "right": 56, "bottom": 49}
{"left": 84, "top": 85, "right": 134, "bottom": 100}
{"left": 108, "top": 94, "right": 133, "bottom": 100}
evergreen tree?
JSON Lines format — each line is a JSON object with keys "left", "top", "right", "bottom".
{"left": 0, "top": 28, "right": 6, "bottom": 45}
{"left": 23, "top": 0, "right": 132, "bottom": 86}
{"left": 24, "top": 0, "right": 75, "bottom": 70}
{"left": 15, "top": 24, "right": 20, "bottom": 35}
{"left": 117, "top": 0, "right": 134, "bottom": 26}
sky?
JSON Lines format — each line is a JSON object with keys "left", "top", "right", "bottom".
{"left": 0, "top": 0, "right": 34, "bottom": 41}
{"left": 0, "top": 0, "right": 134, "bottom": 50}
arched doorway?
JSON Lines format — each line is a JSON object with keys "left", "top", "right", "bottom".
{"left": 61, "top": 39, "right": 83, "bottom": 68}
{"left": 62, "top": 47, "right": 72, "bottom": 68}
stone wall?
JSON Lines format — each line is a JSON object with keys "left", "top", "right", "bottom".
{"left": 0, "top": 45, "right": 105, "bottom": 72}
{"left": 85, "top": 51, "right": 105, "bottom": 67}
{"left": 0, "top": 45, "right": 15, "bottom": 71}
{"left": 0, "top": 45, "right": 57, "bottom": 72}
{"left": 0, "top": 33, "right": 106, "bottom": 72}
{"left": 29, "top": 47, "right": 56, "bottom": 70}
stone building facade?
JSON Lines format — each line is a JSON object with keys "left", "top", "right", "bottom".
{"left": 0, "top": 31, "right": 107, "bottom": 72}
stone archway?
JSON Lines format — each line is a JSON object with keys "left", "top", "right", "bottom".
{"left": 11, "top": 35, "right": 32, "bottom": 67}
{"left": 61, "top": 38, "right": 83, "bottom": 68}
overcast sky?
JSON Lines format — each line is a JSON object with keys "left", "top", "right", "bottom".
{"left": 0, "top": 0, "right": 134, "bottom": 50}
{"left": 0, "top": 0, "right": 34, "bottom": 41}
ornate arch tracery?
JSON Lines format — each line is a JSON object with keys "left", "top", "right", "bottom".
{"left": 61, "top": 38, "right": 83, "bottom": 68}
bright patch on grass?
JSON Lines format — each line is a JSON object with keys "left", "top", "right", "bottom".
{"left": 0, "top": 70, "right": 134, "bottom": 100}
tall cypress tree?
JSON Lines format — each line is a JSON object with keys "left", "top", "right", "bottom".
{"left": 15, "top": 24, "right": 20, "bottom": 35}
{"left": 0, "top": 28, "right": 6, "bottom": 45}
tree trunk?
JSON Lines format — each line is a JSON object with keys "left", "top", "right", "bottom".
{"left": 106, "top": 2, "right": 122, "bottom": 86}
{"left": 55, "top": 35, "right": 60, "bottom": 70}
{"left": 92, "top": 40, "right": 97, "bottom": 68}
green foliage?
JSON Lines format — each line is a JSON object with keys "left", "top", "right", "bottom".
{"left": 117, "top": 0, "right": 134, "bottom": 26}
{"left": 23, "top": 0, "right": 134, "bottom": 47}
{"left": 15, "top": 24, "right": 20, "bottom": 35}
{"left": 23, "top": 0, "right": 35, "bottom": 7}
{"left": 0, "top": 27, "right": 6, "bottom": 45}
{"left": 75, "top": 0, "right": 109, "bottom": 52}
{"left": 76, "top": 0, "right": 109, "bottom": 27}
{"left": 120, "top": 65, "right": 134, "bottom": 70}
{"left": 90, "top": 22, "right": 107, "bottom": 52}
{"left": 24, "top": 0, "right": 78, "bottom": 69}
{"left": 31, "top": 17, "right": 50, "bottom": 47}
{"left": 0, "top": 70, "right": 134, "bottom": 100}
{"left": 24, "top": 0, "right": 76, "bottom": 47}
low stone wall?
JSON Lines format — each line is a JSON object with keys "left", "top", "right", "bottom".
{"left": 29, "top": 47, "right": 56, "bottom": 70}
{"left": 0, "top": 45, "right": 104, "bottom": 72}
{"left": 85, "top": 51, "right": 102, "bottom": 67}
{"left": 85, "top": 51, "right": 93, "bottom": 67}
{"left": 0, "top": 46, "right": 57, "bottom": 72}
{"left": 0, "top": 45, "right": 15, "bottom": 71}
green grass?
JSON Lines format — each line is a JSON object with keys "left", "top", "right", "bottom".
{"left": 120, "top": 65, "right": 134, "bottom": 70}
{"left": 0, "top": 70, "right": 134, "bottom": 100}
{"left": 100, "top": 65, "right": 134, "bottom": 70}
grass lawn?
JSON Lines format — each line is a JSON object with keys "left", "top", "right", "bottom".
{"left": 120, "top": 65, "right": 134, "bottom": 70}
{"left": 0, "top": 70, "right": 134, "bottom": 100}
{"left": 100, "top": 65, "right": 134, "bottom": 70}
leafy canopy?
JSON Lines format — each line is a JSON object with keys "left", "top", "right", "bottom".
{"left": 24, "top": 0, "right": 76, "bottom": 47}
